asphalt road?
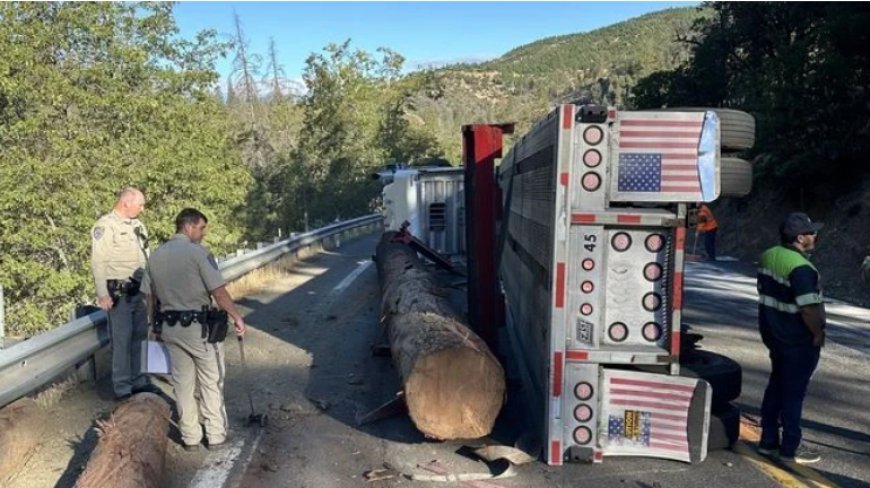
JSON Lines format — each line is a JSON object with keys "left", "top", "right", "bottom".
{"left": 5, "top": 235, "right": 867, "bottom": 487}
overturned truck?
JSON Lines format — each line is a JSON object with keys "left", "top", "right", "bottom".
{"left": 498, "top": 104, "right": 751, "bottom": 465}
{"left": 373, "top": 104, "right": 752, "bottom": 466}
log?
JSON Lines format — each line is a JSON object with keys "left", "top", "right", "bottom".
{"left": 75, "top": 393, "right": 171, "bottom": 488}
{"left": 0, "top": 398, "right": 43, "bottom": 483}
{"left": 376, "top": 232, "right": 505, "bottom": 440}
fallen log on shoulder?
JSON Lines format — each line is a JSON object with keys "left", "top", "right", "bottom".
{"left": 376, "top": 232, "right": 505, "bottom": 440}
{"left": 75, "top": 393, "right": 171, "bottom": 488}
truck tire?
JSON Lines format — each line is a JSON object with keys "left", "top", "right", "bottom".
{"left": 660, "top": 107, "right": 756, "bottom": 151}
{"left": 714, "top": 109, "right": 755, "bottom": 152}
{"left": 681, "top": 350, "right": 742, "bottom": 408}
{"left": 720, "top": 157, "right": 752, "bottom": 198}
{"left": 708, "top": 402, "right": 740, "bottom": 450}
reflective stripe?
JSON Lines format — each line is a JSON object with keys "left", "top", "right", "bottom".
{"left": 795, "top": 293, "right": 822, "bottom": 306}
{"left": 758, "top": 295, "right": 799, "bottom": 313}
{"left": 757, "top": 267, "right": 790, "bottom": 287}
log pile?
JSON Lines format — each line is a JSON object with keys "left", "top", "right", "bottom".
{"left": 75, "top": 393, "right": 171, "bottom": 488}
{"left": 376, "top": 232, "right": 505, "bottom": 440}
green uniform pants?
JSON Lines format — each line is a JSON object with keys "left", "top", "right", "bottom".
{"left": 107, "top": 295, "right": 149, "bottom": 397}
{"left": 162, "top": 321, "right": 228, "bottom": 446}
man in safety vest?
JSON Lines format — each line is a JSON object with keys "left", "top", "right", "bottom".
{"left": 756, "top": 212, "right": 825, "bottom": 464}
{"left": 697, "top": 204, "right": 718, "bottom": 261}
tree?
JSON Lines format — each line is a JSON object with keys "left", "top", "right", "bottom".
{"left": 0, "top": 2, "right": 251, "bottom": 335}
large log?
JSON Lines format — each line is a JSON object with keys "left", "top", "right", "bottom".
{"left": 75, "top": 393, "right": 171, "bottom": 488}
{"left": 376, "top": 232, "right": 505, "bottom": 440}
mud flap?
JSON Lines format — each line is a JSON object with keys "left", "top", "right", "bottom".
{"left": 598, "top": 369, "right": 711, "bottom": 464}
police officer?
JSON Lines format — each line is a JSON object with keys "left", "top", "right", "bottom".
{"left": 141, "top": 208, "right": 246, "bottom": 452}
{"left": 91, "top": 187, "right": 155, "bottom": 400}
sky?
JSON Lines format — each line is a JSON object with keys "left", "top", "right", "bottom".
{"left": 174, "top": 1, "right": 698, "bottom": 88}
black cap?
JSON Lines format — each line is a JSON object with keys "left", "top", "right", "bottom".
{"left": 780, "top": 212, "right": 823, "bottom": 237}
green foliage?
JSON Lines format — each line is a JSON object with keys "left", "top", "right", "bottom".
{"left": 632, "top": 3, "right": 870, "bottom": 197}
{"left": 407, "top": 7, "right": 709, "bottom": 161}
{"left": 0, "top": 2, "right": 251, "bottom": 335}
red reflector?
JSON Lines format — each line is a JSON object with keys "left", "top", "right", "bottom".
{"left": 608, "top": 322, "right": 628, "bottom": 342}
{"left": 581, "top": 172, "right": 601, "bottom": 191}
{"left": 573, "top": 213, "right": 596, "bottom": 224}
{"left": 553, "top": 352, "right": 563, "bottom": 397}
{"left": 574, "top": 404, "right": 593, "bottom": 422}
{"left": 583, "top": 126, "right": 603, "bottom": 145}
{"left": 617, "top": 214, "right": 642, "bottom": 224}
{"left": 574, "top": 381, "right": 594, "bottom": 400}
{"left": 583, "top": 149, "right": 602, "bottom": 167}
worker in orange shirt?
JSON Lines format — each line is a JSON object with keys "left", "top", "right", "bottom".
{"left": 697, "top": 204, "right": 718, "bottom": 261}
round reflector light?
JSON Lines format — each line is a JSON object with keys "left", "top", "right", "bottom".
{"left": 574, "top": 404, "right": 593, "bottom": 422}
{"left": 582, "top": 259, "right": 595, "bottom": 271}
{"left": 573, "top": 426, "right": 593, "bottom": 445}
{"left": 645, "top": 234, "right": 665, "bottom": 253}
{"left": 581, "top": 172, "right": 601, "bottom": 191}
{"left": 644, "top": 263, "right": 663, "bottom": 282}
{"left": 643, "top": 322, "right": 662, "bottom": 341}
{"left": 608, "top": 322, "right": 628, "bottom": 342}
{"left": 611, "top": 232, "right": 632, "bottom": 252}
{"left": 581, "top": 281, "right": 594, "bottom": 293}
{"left": 574, "top": 382, "right": 594, "bottom": 400}
{"left": 583, "top": 149, "right": 602, "bottom": 167}
{"left": 643, "top": 292, "right": 662, "bottom": 311}
{"left": 580, "top": 303, "right": 593, "bottom": 316}
{"left": 583, "top": 126, "right": 604, "bottom": 145}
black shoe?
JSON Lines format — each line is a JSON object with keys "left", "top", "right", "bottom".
{"left": 132, "top": 384, "right": 162, "bottom": 395}
{"left": 183, "top": 443, "right": 201, "bottom": 452}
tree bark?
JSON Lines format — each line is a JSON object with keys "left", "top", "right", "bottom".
{"left": 376, "top": 232, "right": 505, "bottom": 440}
{"left": 75, "top": 393, "right": 171, "bottom": 488}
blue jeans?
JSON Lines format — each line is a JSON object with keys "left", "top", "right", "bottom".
{"left": 760, "top": 344, "right": 820, "bottom": 456}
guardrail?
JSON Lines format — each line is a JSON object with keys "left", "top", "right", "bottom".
{"left": 0, "top": 214, "right": 383, "bottom": 408}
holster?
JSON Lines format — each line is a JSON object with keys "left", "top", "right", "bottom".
{"left": 204, "top": 307, "right": 229, "bottom": 344}
{"left": 107, "top": 278, "right": 141, "bottom": 306}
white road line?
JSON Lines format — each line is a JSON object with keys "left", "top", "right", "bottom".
{"left": 227, "top": 428, "right": 264, "bottom": 488}
{"left": 332, "top": 260, "right": 372, "bottom": 295}
{"left": 188, "top": 435, "right": 248, "bottom": 488}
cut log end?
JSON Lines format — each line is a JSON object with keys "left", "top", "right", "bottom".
{"left": 75, "top": 393, "right": 171, "bottom": 488}
{"left": 405, "top": 347, "right": 506, "bottom": 440}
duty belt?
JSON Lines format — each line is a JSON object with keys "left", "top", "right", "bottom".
{"left": 155, "top": 308, "right": 229, "bottom": 343}
{"left": 156, "top": 310, "right": 206, "bottom": 328}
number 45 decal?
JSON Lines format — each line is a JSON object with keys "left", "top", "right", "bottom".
{"left": 584, "top": 234, "right": 597, "bottom": 252}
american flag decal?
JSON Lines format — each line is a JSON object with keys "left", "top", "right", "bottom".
{"left": 616, "top": 113, "right": 707, "bottom": 199}
{"left": 604, "top": 374, "right": 694, "bottom": 457}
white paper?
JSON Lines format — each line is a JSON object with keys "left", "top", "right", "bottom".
{"left": 141, "top": 340, "right": 172, "bottom": 375}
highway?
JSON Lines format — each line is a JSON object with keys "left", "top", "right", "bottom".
{"left": 3, "top": 232, "right": 867, "bottom": 487}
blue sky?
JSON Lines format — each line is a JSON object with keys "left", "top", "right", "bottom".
{"left": 174, "top": 1, "right": 698, "bottom": 87}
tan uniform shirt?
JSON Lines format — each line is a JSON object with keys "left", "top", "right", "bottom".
{"left": 140, "top": 234, "right": 225, "bottom": 311}
{"left": 91, "top": 211, "right": 148, "bottom": 298}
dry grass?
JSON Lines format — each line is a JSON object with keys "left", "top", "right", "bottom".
{"left": 226, "top": 242, "right": 326, "bottom": 298}
{"left": 34, "top": 374, "right": 78, "bottom": 409}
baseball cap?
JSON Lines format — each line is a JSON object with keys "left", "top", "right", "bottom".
{"left": 780, "top": 212, "right": 824, "bottom": 236}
